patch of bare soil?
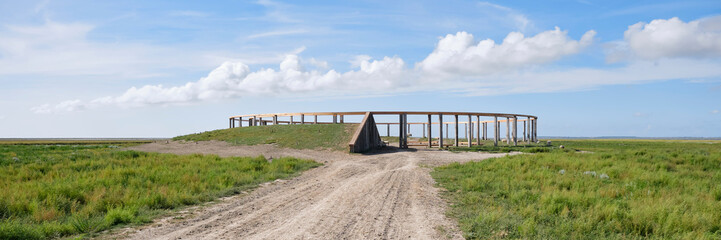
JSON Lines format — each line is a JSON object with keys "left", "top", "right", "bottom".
{"left": 107, "top": 141, "right": 513, "bottom": 240}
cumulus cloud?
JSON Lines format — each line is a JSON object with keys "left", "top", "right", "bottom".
{"left": 614, "top": 16, "right": 721, "bottom": 60}
{"left": 30, "top": 100, "right": 87, "bottom": 114}
{"left": 418, "top": 28, "right": 596, "bottom": 75}
{"left": 34, "top": 25, "right": 721, "bottom": 114}
{"left": 32, "top": 54, "right": 407, "bottom": 112}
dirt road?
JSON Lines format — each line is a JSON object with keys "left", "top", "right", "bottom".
{"left": 115, "top": 141, "right": 511, "bottom": 239}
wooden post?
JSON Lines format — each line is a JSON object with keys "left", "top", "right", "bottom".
{"left": 340, "top": 115, "right": 344, "bottom": 123}
{"left": 314, "top": 115, "right": 318, "bottom": 124}
{"left": 438, "top": 114, "right": 444, "bottom": 148}
{"left": 399, "top": 114, "right": 403, "bottom": 148}
{"left": 476, "top": 116, "right": 481, "bottom": 145}
{"left": 527, "top": 117, "right": 531, "bottom": 143}
{"left": 467, "top": 115, "right": 472, "bottom": 147}
{"left": 523, "top": 118, "right": 526, "bottom": 142}
{"left": 446, "top": 124, "right": 449, "bottom": 139}
{"left": 290, "top": 115, "right": 294, "bottom": 125}
{"left": 259, "top": 117, "right": 264, "bottom": 126}
{"left": 513, "top": 116, "right": 518, "bottom": 146}
{"left": 333, "top": 114, "right": 337, "bottom": 124}
{"left": 273, "top": 115, "right": 278, "bottom": 125}
{"left": 229, "top": 118, "right": 232, "bottom": 128}
{"left": 482, "top": 122, "right": 487, "bottom": 140}
{"left": 506, "top": 117, "right": 510, "bottom": 145}
{"left": 239, "top": 117, "right": 242, "bottom": 127}
{"left": 494, "top": 116, "right": 498, "bottom": 146}
{"left": 533, "top": 118, "right": 538, "bottom": 142}
{"left": 427, "top": 114, "right": 432, "bottom": 148}
{"left": 403, "top": 114, "right": 408, "bottom": 148}
{"left": 454, "top": 115, "right": 459, "bottom": 147}
{"left": 387, "top": 124, "right": 390, "bottom": 137}
{"left": 301, "top": 114, "right": 305, "bottom": 124}
{"left": 422, "top": 123, "right": 426, "bottom": 138}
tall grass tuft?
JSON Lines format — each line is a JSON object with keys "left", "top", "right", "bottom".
{"left": 432, "top": 140, "right": 721, "bottom": 239}
{"left": 0, "top": 144, "right": 320, "bottom": 239}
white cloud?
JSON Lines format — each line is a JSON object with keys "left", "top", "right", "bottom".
{"left": 417, "top": 28, "right": 596, "bottom": 76}
{"left": 618, "top": 16, "right": 721, "bottom": 60}
{"left": 477, "top": 2, "right": 531, "bottom": 31}
{"left": 32, "top": 54, "right": 407, "bottom": 112}
{"left": 168, "top": 10, "right": 209, "bottom": 17}
{"left": 246, "top": 29, "right": 309, "bottom": 39}
{"left": 30, "top": 100, "right": 86, "bottom": 114}
{"left": 34, "top": 25, "right": 721, "bottom": 114}
{"left": 0, "top": 21, "right": 210, "bottom": 77}
{"left": 712, "top": 110, "right": 720, "bottom": 114}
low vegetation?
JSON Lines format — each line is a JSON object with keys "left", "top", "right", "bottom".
{"left": 432, "top": 139, "right": 721, "bottom": 239}
{"left": 174, "top": 124, "right": 357, "bottom": 151}
{"left": 0, "top": 144, "right": 320, "bottom": 239}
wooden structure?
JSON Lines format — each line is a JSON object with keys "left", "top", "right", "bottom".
{"left": 229, "top": 111, "right": 538, "bottom": 153}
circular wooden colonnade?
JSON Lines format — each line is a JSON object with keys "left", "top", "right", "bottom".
{"left": 229, "top": 111, "right": 538, "bottom": 151}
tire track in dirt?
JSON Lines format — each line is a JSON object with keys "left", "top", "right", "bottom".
{"left": 108, "top": 141, "right": 513, "bottom": 239}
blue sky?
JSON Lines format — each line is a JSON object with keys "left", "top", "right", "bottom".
{"left": 0, "top": 0, "right": 720, "bottom": 138}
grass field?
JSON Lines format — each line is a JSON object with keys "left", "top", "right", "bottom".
{"left": 174, "top": 124, "right": 357, "bottom": 151}
{"left": 0, "top": 143, "right": 320, "bottom": 239}
{"left": 432, "top": 139, "right": 721, "bottom": 239}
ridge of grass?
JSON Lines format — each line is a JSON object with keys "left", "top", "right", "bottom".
{"left": 0, "top": 144, "right": 320, "bottom": 239}
{"left": 173, "top": 124, "right": 358, "bottom": 151}
{"left": 432, "top": 140, "right": 721, "bottom": 239}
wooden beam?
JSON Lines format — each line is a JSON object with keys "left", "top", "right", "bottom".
{"left": 230, "top": 111, "right": 538, "bottom": 119}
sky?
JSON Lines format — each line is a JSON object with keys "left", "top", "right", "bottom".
{"left": 1, "top": 0, "right": 720, "bottom": 138}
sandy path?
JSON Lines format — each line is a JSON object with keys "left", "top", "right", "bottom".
{"left": 113, "top": 141, "right": 511, "bottom": 240}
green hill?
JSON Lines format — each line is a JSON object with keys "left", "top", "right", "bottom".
{"left": 174, "top": 124, "right": 358, "bottom": 151}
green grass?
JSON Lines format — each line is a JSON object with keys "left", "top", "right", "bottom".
{"left": 174, "top": 124, "right": 357, "bottom": 151}
{"left": 432, "top": 139, "right": 721, "bottom": 239}
{"left": 0, "top": 144, "right": 320, "bottom": 239}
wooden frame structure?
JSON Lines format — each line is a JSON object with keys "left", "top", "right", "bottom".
{"left": 229, "top": 111, "right": 538, "bottom": 152}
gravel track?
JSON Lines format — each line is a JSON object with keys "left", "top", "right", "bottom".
{"left": 110, "top": 141, "right": 512, "bottom": 240}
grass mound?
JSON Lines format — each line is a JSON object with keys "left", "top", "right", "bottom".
{"left": 0, "top": 144, "right": 320, "bottom": 239}
{"left": 174, "top": 124, "right": 358, "bottom": 151}
{"left": 432, "top": 140, "right": 721, "bottom": 239}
